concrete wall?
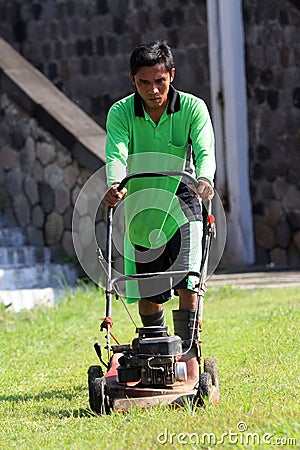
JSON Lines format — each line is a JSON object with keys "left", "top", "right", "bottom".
{"left": 243, "top": 0, "right": 300, "bottom": 267}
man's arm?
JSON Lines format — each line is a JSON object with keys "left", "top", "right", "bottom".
{"left": 104, "top": 103, "right": 129, "bottom": 206}
{"left": 190, "top": 98, "right": 216, "bottom": 201}
{"left": 106, "top": 102, "right": 129, "bottom": 186}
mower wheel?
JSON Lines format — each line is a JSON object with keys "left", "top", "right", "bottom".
{"left": 204, "top": 357, "right": 220, "bottom": 405}
{"left": 199, "top": 372, "right": 212, "bottom": 397}
{"left": 88, "top": 365, "right": 104, "bottom": 381}
{"left": 91, "top": 377, "right": 110, "bottom": 415}
{"left": 88, "top": 365, "right": 109, "bottom": 415}
{"left": 88, "top": 366, "right": 103, "bottom": 406}
{"left": 192, "top": 372, "right": 212, "bottom": 408}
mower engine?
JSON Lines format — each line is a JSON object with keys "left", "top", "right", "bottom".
{"left": 113, "top": 326, "right": 187, "bottom": 386}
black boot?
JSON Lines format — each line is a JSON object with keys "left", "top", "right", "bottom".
{"left": 172, "top": 309, "right": 200, "bottom": 384}
{"left": 172, "top": 309, "right": 200, "bottom": 343}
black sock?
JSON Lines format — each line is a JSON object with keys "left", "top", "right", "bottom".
{"left": 140, "top": 308, "right": 166, "bottom": 327}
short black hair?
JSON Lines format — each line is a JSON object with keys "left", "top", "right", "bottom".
{"left": 130, "top": 40, "right": 174, "bottom": 75}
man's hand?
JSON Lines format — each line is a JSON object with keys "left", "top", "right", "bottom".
{"left": 197, "top": 179, "right": 214, "bottom": 202}
{"left": 103, "top": 184, "right": 127, "bottom": 207}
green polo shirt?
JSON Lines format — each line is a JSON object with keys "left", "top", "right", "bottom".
{"left": 106, "top": 85, "right": 215, "bottom": 250}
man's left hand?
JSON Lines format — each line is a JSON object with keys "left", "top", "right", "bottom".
{"left": 196, "top": 179, "right": 214, "bottom": 202}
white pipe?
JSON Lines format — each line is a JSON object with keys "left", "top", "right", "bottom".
{"left": 207, "top": 0, "right": 255, "bottom": 266}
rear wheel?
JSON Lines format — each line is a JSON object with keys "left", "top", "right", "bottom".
{"left": 192, "top": 372, "right": 212, "bottom": 407}
{"left": 199, "top": 372, "right": 212, "bottom": 398}
{"left": 204, "top": 357, "right": 220, "bottom": 405}
{"left": 195, "top": 357, "right": 220, "bottom": 407}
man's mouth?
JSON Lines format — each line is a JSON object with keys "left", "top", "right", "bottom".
{"left": 149, "top": 97, "right": 161, "bottom": 102}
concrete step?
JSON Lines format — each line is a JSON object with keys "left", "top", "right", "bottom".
{"left": 0, "top": 227, "right": 26, "bottom": 246}
{"left": 0, "top": 263, "right": 78, "bottom": 289}
{"left": 0, "top": 246, "right": 52, "bottom": 268}
{"left": 0, "top": 221, "right": 78, "bottom": 311}
{"left": 0, "top": 288, "right": 64, "bottom": 312}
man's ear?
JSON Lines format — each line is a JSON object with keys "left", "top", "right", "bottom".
{"left": 170, "top": 68, "right": 175, "bottom": 83}
{"left": 130, "top": 72, "right": 136, "bottom": 86}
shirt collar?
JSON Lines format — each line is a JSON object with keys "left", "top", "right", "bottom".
{"left": 134, "top": 84, "right": 180, "bottom": 117}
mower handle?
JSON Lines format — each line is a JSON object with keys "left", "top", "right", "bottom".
{"left": 103, "top": 170, "right": 215, "bottom": 359}
{"left": 117, "top": 170, "right": 200, "bottom": 191}
{"left": 117, "top": 171, "right": 212, "bottom": 214}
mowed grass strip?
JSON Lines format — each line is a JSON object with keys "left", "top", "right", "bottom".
{"left": 0, "top": 285, "right": 299, "bottom": 450}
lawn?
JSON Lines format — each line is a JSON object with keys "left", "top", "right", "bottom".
{"left": 0, "top": 284, "right": 299, "bottom": 449}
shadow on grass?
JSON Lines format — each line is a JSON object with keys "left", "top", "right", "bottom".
{"left": 1, "top": 385, "right": 96, "bottom": 419}
{"left": 43, "top": 407, "right": 95, "bottom": 418}
{"left": 0, "top": 385, "right": 86, "bottom": 403}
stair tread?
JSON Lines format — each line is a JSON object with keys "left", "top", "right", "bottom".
{"left": 0, "top": 247, "right": 52, "bottom": 268}
{"left": 0, "top": 262, "right": 75, "bottom": 268}
{"left": 0, "top": 245, "right": 51, "bottom": 250}
{"left": 0, "top": 226, "right": 77, "bottom": 292}
{"left": 0, "top": 287, "right": 65, "bottom": 312}
{"left": 0, "top": 264, "right": 78, "bottom": 289}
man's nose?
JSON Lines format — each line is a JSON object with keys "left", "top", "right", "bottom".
{"left": 149, "top": 84, "right": 159, "bottom": 93}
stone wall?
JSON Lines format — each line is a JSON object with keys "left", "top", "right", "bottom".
{"left": 0, "top": 0, "right": 300, "bottom": 269}
{"left": 243, "top": 0, "right": 300, "bottom": 267}
{"left": 0, "top": 0, "right": 210, "bottom": 128}
{"left": 0, "top": 92, "right": 94, "bottom": 262}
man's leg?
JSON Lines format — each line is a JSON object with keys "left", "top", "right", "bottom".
{"left": 138, "top": 288, "right": 197, "bottom": 324}
{"left": 139, "top": 298, "right": 166, "bottom": 327}
{"left": 173, "top": 288, "right": 200, "bottom": 384}
{"left": 178, "top": 288, "right": 197, "bottom": 310}
{"left": 135, "top": 241, "right": 170, "bottom": 327}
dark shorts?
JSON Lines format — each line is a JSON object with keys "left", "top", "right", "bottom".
{"left": 134, "top": 221, "right": 203, "bottom": 304}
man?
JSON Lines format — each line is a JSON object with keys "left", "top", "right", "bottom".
{"left": 104, "top": 41, "right": 215, "bottom": 382}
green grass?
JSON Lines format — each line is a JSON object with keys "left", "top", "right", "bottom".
{"left": 0, "top": 285, "right": 299, "bottom": 449}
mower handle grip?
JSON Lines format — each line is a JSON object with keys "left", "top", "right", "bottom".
{"left": 117, "top": 170, "right": 199, "bottom": 191}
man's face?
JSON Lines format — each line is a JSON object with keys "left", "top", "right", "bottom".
{"left": 131, "top": 64, "right": 175, "bottom": 112}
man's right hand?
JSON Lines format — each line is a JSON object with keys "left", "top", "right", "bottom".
{"left": 103, "top": 183, "right": 127, "bottom": 207}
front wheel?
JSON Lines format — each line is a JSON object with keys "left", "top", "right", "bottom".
{"left": 91, "top": 377, "right": 110, "bottom": 415}
{"left": 88, "top": 365, "right": 110, "bottom": 415}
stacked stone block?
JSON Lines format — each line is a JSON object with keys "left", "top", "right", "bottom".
{"left": 243, "top": 0, "right": 300, "bottom": 267}
{"left": 0, "top": 93, "right": 93, "bottom": 263}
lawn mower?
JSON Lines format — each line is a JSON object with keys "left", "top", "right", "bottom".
{"left": 88, "top": 171, "right": 220, "bottom": 414}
